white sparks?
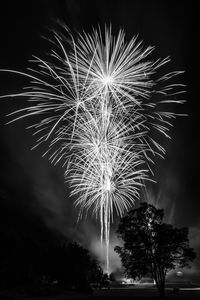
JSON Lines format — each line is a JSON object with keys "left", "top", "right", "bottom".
{"left": 0, "top": 25, "right": 185, "bottom": 274}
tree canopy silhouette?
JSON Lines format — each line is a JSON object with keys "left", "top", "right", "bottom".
{"left": 115, "top": 202, "right": 196, "bottom": 297}
{"left": 37, "top": 242, "right": 103, "bottom": 293}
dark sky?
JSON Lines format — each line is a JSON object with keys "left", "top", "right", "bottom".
{"left": 0, "top": 0, "right": 199, "bottom": 276}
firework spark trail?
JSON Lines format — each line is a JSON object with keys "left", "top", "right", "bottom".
{"left": 0, "top": 25, "right": 185, "bottom": 273}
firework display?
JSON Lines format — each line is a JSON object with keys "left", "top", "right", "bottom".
{"left": 1, "top": 26, "right": 184, "bottom": 273}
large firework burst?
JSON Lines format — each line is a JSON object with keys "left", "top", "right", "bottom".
{"left": 1, "top": 25, "right": 184, "bottom": 273}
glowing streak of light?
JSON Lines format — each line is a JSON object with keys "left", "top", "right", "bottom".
{"left": 0, "top": 25, "right": 185, "bottom": 273}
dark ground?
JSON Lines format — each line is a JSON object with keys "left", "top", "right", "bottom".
{"left": 27, "top": 287, "right": 200, "bottom": 300}
{"left": 1, "top": 285, "right": 200, "bottom": 300}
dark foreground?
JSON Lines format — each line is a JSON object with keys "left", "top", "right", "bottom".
{"left": 29, "top": 287, "right": 200, "bottom": 300}
{"left": 2, "top": 285, "right": 200, "bottom": 300}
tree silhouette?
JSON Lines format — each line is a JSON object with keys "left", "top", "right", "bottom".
{"left": 38, "top": 242, "right": 103, "bottom": 293}
{"left": 0, "top": 200, "right": 103, "bottom": 296}
{"left": 115, "top": 202, "right": 196, "bottom": 297}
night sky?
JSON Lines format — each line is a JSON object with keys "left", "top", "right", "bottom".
{"left": 0, "top": 0, "right": 199, "bottom": 277}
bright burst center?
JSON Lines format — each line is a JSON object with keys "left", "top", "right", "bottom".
{"left": 104, "top": 177, "right": 111, "bottom": 191}
{"left": 101, "top": 75, "right": 113, "bottom": 86}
